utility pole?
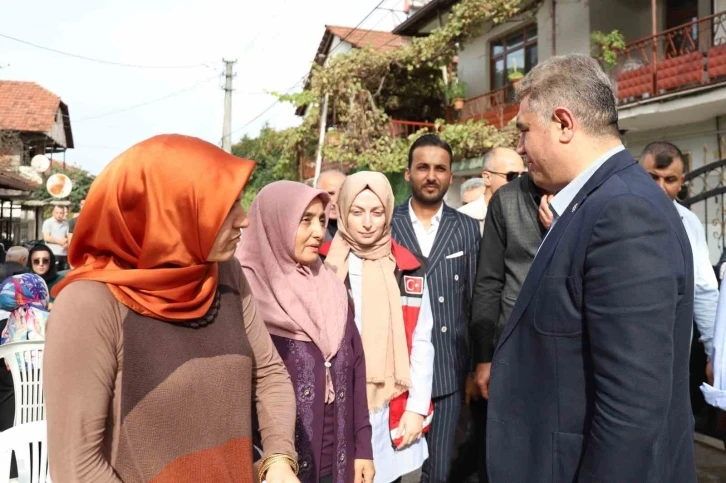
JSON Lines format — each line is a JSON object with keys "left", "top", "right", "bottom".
{"left": 222, "top": 59, "right": 236, "bottom": 153}
{"left": 313, "top": 93, "right": 329, "bottom": 188}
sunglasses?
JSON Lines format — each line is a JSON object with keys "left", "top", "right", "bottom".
{"left": 487, "top": 170, "right": 524, "bottom": 182}
{"left": 32, "top": 258, "right": 50, "bottom": 266}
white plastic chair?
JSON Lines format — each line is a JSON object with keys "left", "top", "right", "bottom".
{"left": 0, "top": 421, "right": 50, "bottom": 483}
{"left": 0, "top": 342, "right": 45, "bottom": 425}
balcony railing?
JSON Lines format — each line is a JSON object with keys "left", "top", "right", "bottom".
{"left": 388, "top": 119, "right": 438, "bottom": 138}
{"left": 459, "top": 86, "right": 519, "bottom": 128}
{"left": 613, "top": 10, "right": 726, "bottom": 104}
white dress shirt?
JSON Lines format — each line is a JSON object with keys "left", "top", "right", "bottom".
{"left": 457, "top": 195, "right": 487, "bottom": 235}
{"left": 348, "top": 253, "right": 434, "bottom": 483}
{"left": 702, "top": 278, "right": 726, "bottom": 409}
{"left": 408, "top": 200, "right": 444, "bottom": 258}
{"left": 674, "top": 202, "right": 717, "bottom": 358}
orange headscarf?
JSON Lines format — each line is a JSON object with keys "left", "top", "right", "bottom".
{"left": 51, "top": 134, "right": 255, "bottom": 322}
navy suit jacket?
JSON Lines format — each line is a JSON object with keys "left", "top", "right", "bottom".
{"left": 392, "top": 201, "right": 480, "bottom": 397}
{"left": 486, "top": 150, "right": 697, "bottom": 483}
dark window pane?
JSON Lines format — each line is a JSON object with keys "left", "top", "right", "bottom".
{"left": 527, "top": 24, "right": 538, "bottom": 41}
{"left": 507, "top": 31, "right": 524, "bottom": 49}
{"left": 492, "top": 38, "right": 504, "bottom": 56}
{"left": 493, "top": 59, "right": 505, "bottom": 89}
{"left": 525, "top": 44, "right": 538, "bottom": 71}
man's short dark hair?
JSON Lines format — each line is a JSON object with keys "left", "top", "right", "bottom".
{"left": 640, "top": 141, "right": 686, "bottom": 171}
{"left": 407, "top": 134, "right": 453, "bottom": 169}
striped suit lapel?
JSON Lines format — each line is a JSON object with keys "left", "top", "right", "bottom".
{"left": 426, "top": 207, "right": 457, "bottom": 275}
{"left": 392, "top": 203, "right": 423, "bottom": 257}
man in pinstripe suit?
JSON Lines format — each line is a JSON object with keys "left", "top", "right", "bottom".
{"left": 392, "top": 134, "right": 481, "bottom": 483}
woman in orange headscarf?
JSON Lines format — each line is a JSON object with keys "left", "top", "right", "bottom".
{"left": 43, "top": 135, "right": 299, "bottom": 483}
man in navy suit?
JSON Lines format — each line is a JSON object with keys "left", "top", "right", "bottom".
{"left": 391, "top": 134, "right": 480, "bottom": 483}
{"left": 486, "top": 54, "right": 697, "bottom": 483}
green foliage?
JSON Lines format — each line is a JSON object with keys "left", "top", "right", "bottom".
{"left": 31, "top": 164, "right": 95, "bottom": 216}
{"left": 445, "top": 81, "right": 468, "bottom": 102}
{"left": 242, "top": 0, "right": 526, "bottom": 190}
{"left": 268, "top": 90, "right": 318, "bottom": 109}
{"left": 232, "top": 124, "right": 304, "bottom": 208}
{"left": 508, "top": 70, "right": 523, "bottom": 80}
{"left": 437, "top": 118, "right": 520, "bottom": 161}
{"left": 275, "top": 0, "right": 526, "bottom": 173}
{"left": 323, "top": 117, "right": 519, "bottom": 174}
{"left": 385, "top": 171, "right": 412, "bottom": 205}
{"left": 591, "top": 30, "right": 626, "bottom": 72}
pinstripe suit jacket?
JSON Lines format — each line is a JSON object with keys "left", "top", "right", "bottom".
{"left": 392, "top": 200, "right": 481, "bottom": 397}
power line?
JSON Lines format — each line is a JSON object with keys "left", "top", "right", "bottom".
{"left": 74, "top": 75, "right": 219, "bottom": 122}
{"left": 327, "top": 0, "right": 389, "bottom": 57}
{"left": 222, "top": 0, "right": 390, "bottom": 144}
{"left": 222, "top": 75, "right": 307, "bottom": 142}
{"left": 0, "top": 32, "right": 212, "bottom": 69}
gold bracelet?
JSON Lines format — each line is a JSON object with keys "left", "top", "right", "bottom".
{"left": 258, "top": 453, "right": 298, "bottom": 482}
{"left": 258, "top": 454, "right": 297, "bottom": 482}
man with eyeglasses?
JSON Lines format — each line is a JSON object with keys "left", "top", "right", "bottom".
{"left": 458, "top": 148, "right": 525, "bottom": 235}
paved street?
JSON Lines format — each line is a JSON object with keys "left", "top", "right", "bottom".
{"left": 399, "top": 440, "right": 726, "bottom": 482}
{"left": 697, "top": 440, "right": 726, "bottom": 482}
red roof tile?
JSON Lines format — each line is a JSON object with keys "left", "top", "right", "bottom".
{"left": 0, "top": 81, "right": 61, "bottom": 133}
{"left": 295, "top": 26, "right": 409, "bottom": 116}
{"left": 325, "top": 25, "right": 409, "bottom": 52}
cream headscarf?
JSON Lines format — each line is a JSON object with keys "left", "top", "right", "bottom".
{"left": 324, "top": 171, "right": 411, "bottom": 411}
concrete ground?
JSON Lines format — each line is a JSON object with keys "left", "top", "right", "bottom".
{"left": 696, "top": 437, "right": 726, "bottom": 482}
{"left": 399, "top": 438, "right": 726, "bottom": 483}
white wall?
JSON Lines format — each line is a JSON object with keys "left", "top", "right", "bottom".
{"left": 49, "top": 108, "right": 67, "bottom": 148}
{"left": 457, "top": 19, "right": 529, "bottom": 98}
{"left": 589, "top": 0, "right": 655, "bottom": 51}
{"left": 326, "top": 37, "right": 353, "bottom": 60}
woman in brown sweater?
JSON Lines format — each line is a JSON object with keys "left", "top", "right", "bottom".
{"left": 43, "top": 135, "right": 299, "bottom": 483}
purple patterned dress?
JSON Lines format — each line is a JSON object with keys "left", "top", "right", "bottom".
{"left": 271, "top": 311, "right": 372, "bottom": 483}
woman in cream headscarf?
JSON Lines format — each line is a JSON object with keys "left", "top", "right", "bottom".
{"left": 320, "top": 171, "right": 434, "bottom": 483}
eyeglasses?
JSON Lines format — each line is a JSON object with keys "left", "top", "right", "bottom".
{"left": 487, "top": 170, "right": 524, "bottom": 182}
{"left": 32, "top": 258, "right": 50, "bottom": 266}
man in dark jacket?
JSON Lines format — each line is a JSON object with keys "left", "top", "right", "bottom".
{"left": 487, "top": 54, "right": 696, "bottom": 483}
{"left": 462, "top": 171, "right": 551, "bottom": 482}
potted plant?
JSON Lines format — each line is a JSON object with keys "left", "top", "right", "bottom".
{"left": 591, "top": 30, "right": 626, "bottom": 72}
{"left": 508, "top": 70, "right": 524, "bottom": 88}
{"left": 446, "top": 81, "right": 467, "bottom": 110}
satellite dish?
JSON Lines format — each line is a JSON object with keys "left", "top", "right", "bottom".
{"left": 46, "top": 173, "right": 73, "bottom": 199}
{"left": 30, "top": 155, "right": 50, "bottom": 173}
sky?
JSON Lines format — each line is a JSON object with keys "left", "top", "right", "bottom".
{"left": 0, "top": 0, "right": 408, "bottom": 175}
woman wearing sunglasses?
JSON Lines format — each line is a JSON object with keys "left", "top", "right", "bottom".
{"left": 27, "top": 244, "right": 64, "bottom": 303}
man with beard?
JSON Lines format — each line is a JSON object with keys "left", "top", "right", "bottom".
{"left": 391, "top": 134, "right": 481, "bottom": 483}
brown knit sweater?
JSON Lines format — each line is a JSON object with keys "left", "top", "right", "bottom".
{"left": 43, "top": 259, "right": 296, "bottom": 483}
